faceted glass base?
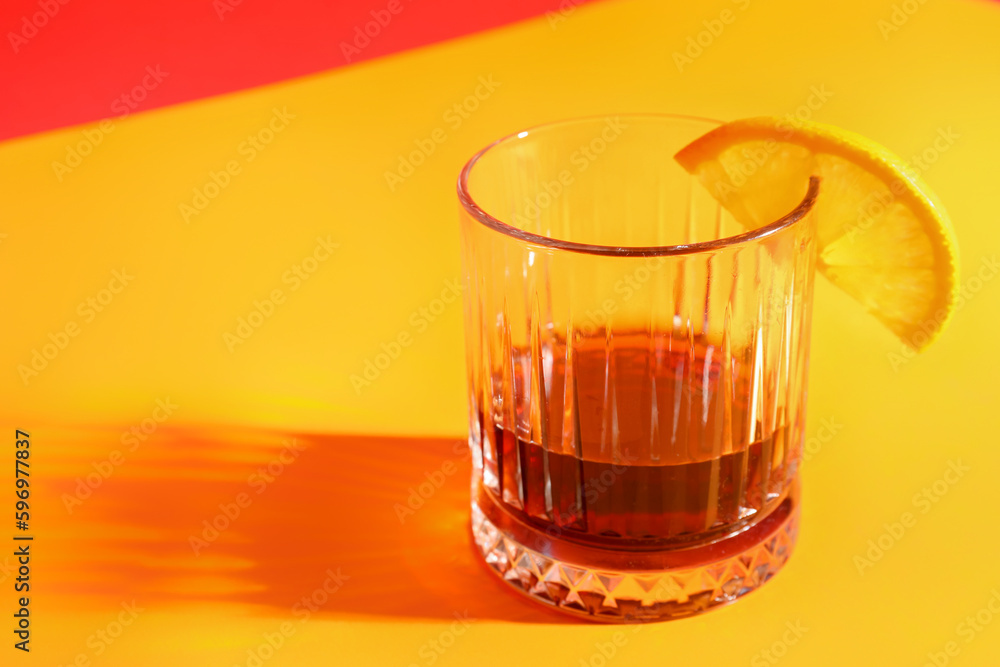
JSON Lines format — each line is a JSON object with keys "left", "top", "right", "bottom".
{"left": 470, "top": 478, "right": 799, "bottom": 622}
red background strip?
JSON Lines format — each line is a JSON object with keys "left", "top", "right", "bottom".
{"left": 0, "top": 0, "right": 589, "bottom": 142}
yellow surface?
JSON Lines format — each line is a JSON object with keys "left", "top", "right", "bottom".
{"left": 2, "top": 0, "right": 1000, "bottom": 664}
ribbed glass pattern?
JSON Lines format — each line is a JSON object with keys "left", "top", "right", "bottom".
{"left": 458, "top": 116, "right": 818, "bottom": 619}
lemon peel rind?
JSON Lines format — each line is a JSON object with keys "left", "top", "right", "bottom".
{"left": 674, "top": 117, "right": 959, "bottom": 351}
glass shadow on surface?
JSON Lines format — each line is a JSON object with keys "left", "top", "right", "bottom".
{"left": 40, "top": 425, "right": 569, "bottom": 623}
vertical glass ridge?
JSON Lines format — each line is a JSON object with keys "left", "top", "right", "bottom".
{"left": 458, "top": 115, "right": 818, "bottom": 621}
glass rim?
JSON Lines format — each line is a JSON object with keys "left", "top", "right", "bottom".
{"left": 457, "top": 113, "right": 819, "bottom": 257}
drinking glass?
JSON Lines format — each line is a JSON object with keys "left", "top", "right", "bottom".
{"left": 457, "top": 115, "right": 819, "bottom": 622}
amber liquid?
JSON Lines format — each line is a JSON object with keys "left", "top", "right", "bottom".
{"left": 479, "top": 333, "right": 796, "bottom": 547}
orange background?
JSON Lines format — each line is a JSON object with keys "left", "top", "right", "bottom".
{"left": 2, "top": 0, "right": 1000, "bottom": 664}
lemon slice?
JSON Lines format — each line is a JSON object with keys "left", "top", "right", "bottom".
{"left": 674, "top": 117, "right": 959, "bottom": 351}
